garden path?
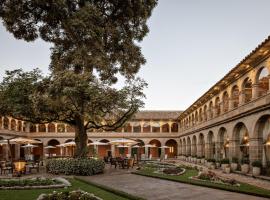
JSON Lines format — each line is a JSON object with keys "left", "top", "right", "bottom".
{"left": 78, "top": 166, "right": 268, "bottom": 200}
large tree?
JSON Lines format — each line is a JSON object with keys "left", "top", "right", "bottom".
{"left": 0, "top": 0, "right": 157, "bottom": 157}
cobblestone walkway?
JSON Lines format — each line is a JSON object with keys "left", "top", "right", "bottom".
{"left": 78, "top": 166, "right": 268, "bottom": 200}
{"left": 174, "top": 160, "right": 270, "bottom": 191}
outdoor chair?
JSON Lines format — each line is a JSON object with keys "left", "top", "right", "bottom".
{"left": 110, "top": 158, "right": 118, "bottom": 168}
{"left": 28, "top": 162, "right": 39, "bottom": 173}
{"left": 0, "top": 162, "right": 13, "bottom": 175}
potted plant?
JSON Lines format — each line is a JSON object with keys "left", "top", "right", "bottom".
{"left": 231, "top": 157, "right": 238, "bottom": 172}
{"left": 201, "top": 156, "right": 205, "bottom": 164}
{"left": 241, "top": 157, "right": 250, "bottom": 174}
{"left": 216, "top": 159, "right": 221, "bottom": 168}
{"left": 221, "top": 158, "right": 230, "bottom": 171}
{"left": 207, "top": 158, "right": 216, "bottom": 169}
{"left": 252, "top": 160, "right": 262, "bottom": 176}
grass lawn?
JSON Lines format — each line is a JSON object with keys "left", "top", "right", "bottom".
{"left": 134, "top": 167, "right": 270, "bottom": 198}
{"left": 0, "top": 178, "right": 130, "bottom": 200}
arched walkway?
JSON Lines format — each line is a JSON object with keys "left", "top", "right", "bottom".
{"left": 149, "top": 139, "right": 161, "bottom": 158}
{"left": 165, "top": 139, "right": 178, "bottom": 158}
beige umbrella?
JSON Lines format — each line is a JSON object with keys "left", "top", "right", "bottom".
{"left": 110, "top": 138, "right": 138, "bottom": 146}
{"left": 10, "top": 137, "right": 41, "bottom": 144}
{"left": 63, "top": 141, "right": 76, "bottom": 147}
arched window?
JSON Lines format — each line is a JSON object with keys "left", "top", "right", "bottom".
{"left": 203, "top": 105, "right": 208, "bottom": 121}
{"left": 209, "top": 101, "right": 214, "bottom": 119}
{"left": 243, "top": 78, "right": 252, "bottom": 103}
{"left": 231, "top": 85, "right": 239, "bottom": 108}
{"left": 161, "top": 123, "right": 169, "bottom": 132}
{"left": 257, "top": 67, "right": 269, "bottom": 97}
{"left": 152, "top": 121, "right": 160, "bottom": 132}
{"left": 3, "top": 117, "right": 9, "bottom": 129}
{"left": 223, "top": 91, "right": 229, "bottom": 113}
{"left": 17, "top": 121, "right": 22, "bottom": 131}
{"left": 30, "top": 123, "right": 36, "bottom": 132}
{"left": 67, "top": 125, "right": 75, "bottom": 132}
{"left": 38, "top": 124, "right": 46, "bottom": 132}
{"left": 143, "top": 122, "right": 151, "bottom": 132}
{"left": 57, "top": 123, "right": 65, "bottom": 132}
{"left": 11, "top": 119, "right": 16, "bottom": 131}
{"left": 48, "top": 123, "right": 56, "bottom": 132}
{"left": 133, "top": 122, "right": 141, "bottom": 133}
{"left": 199, "top": 108, "right": 203, "bottom": 122}
{"left": 195, "top": 111, "right": 198, "bottom": 124}
{"left": 215, "top": 97, "right": 221, "bottom": 116}
{"left": 124, "top": 123, "right": 132, "bottom": 132}
{"left": 171, "top": 123, "right": 178, "bottom": 132}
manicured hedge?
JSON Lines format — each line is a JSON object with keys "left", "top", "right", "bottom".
{"left": 46, "top": 158, "right": 105, "bottom": 176}
{"left": 38, "top": 190, "right": 103, "bottom": 200}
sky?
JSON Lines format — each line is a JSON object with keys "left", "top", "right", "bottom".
{"left": 0, "top": 0, "right": 270, "bottom": 111}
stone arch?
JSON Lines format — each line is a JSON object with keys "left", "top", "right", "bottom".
{"left": 232, "top": 122, "right": 250, "bottom": 162}
{"left": 195, "top": 111, "right": 198, "bottom": 124}
{"left": 179, "top": 139, "right": 183, "bottom": 155}
{"left": 10, "top": 119, "right": 16, "bottom": 131}
{"left": 165, "top": 139, "right": 178, "bottom": 158}
{"left": 152, "top": 121, "right": 160, "bottom": 133}
{"left": 30, "top": 123, "right": 36, "bottom": 132}
{"left": 256, "top": 66, "right": 269, "bottom": 97}
{"left": 161, "top": 123, "right": 169, "bottom": 132}
{"left": 199, "top": 108, "right": 203, "bottom": 122}
{"left": 206, "top": 131, "right": 215, "bottom": 159}
{"left": 149, "top": 139, "right": 161, "bottom": 158}
{"left": 192, "top": 135, "right": 197, "bottom": 156}
{"left": 48, "top": 123, "right": 56, "bottom": 132}
{"left": 222, "top": 91, "right": 229, "bottom": 113}
{"left": 183, "top": 138, "right": 187, "bottom": 155}
{"left": 143, "top": 121, "right": 151, "bottom": 132}
{"left": 187, "top": 137, "right": 191, "bottom": 156}
{"left": 133, "top": 122, "right": 141, "bottom": 133}
{"left": 97, "top": 139, "right": 111, "bottom": 158}
{"left": 171, "top": 123, "right": 178, "bottom": 132}
{"left": 217, "top": 127, "right": 229, "bottom": 160}
{"left": 3, "top": 117, "right": 9, "bottom": 129}
{"left": 215, "top": 97, "right": 221, "bottom": 116}
{"left": 198, "top": 133, "right": 205, "bottom": 157}
{"left": 231, "top": 85, "right": 240, "bottom": 108}
{"left": 38, "top": 124, "right": 46, "bottom": 132}
{"left": 17, "top": 121, "right": 22, "bottom": 131}
{"left": 242, "top": 77, "right": 253, "bottom": 103}
{"left": 253, "top": 115, "right": 270, "bottom": 166}
{"left": 203, "top": 105, "right": 208, "bottom": 121}
{"left": 47, "top": 139, "right": 60, "bottom": 156}
{"left": 209, "top": 101, "right": 214, "bottom": 119}
{"left": 57, "top": 123, "right": 65, "bottom": 133}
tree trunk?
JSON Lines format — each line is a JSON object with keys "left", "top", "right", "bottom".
{"left": 74, "top": 116, "right": 88, "bottom": 158}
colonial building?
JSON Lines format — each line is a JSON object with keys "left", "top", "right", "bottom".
{"left": 0, "top": 36, "right": 270, "bottom": 167}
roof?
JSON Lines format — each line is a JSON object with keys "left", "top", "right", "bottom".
{"left": 178, "top": 35, "right": 270, "bottom": 119}
{"left": 133, "top": 110, "right": 183, "bottom": 120}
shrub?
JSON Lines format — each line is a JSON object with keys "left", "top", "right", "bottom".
{"left": 232, "top": 157, "right": 239, "bottom": 163}
{"left": 0, "top": 178, "right": 59, "bottom": 187}
{"left": 207, "top": 158, "right": 216, "bottom": 163}
{"left": 220, "top": 158, "right": 230, "bottom": 164}
{"left": 46, "top": 158, "right": 105, "bottom": 176}
{"left": 252, "top": 160, "right": 262, "bottom": 168}
{"left": 38, "top": 190, "right": 103, "bottom": 200}
{"left": 241, "top": 158, "right": 250, "bottom": 165}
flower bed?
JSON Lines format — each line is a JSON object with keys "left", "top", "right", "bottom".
{"left": 46, "top": 158, "right": 105, "bottom": 176}
{"left": 0, "top": 177, "right": 69, "bottom": 190}
{"left": 37, "top": 190, "right": 103, "bottom": 200}
{"left": 191, "top": 171, "right": 240, "bottom": 187}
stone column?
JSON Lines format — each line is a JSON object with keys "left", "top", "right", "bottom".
{"left": 252, "top": 83, "right": 260, "bottom": 99}
{"left": 45, "top": 124, "right": 48, "bottom": 133}
{"left": 145, "top": 146, "right": 149, "bottom": 158}
{"left": 111, "top": 145, "right": 116, "bottom": 157}
{"left": 249, "top": 138, "right": 263, "bottom": 164}
{"left": 229, "top": 139, "right": 238, "bottom": 160}
{"left": 36, "top": 125, "right": 39, "bottom": 133}
{"left": 239, "top": 90, "right": 245, "bottom": 106}
{"left": 14, "top": 144, "right": 20, "bottom": 160}
{"left": 128, "top": 146, "right": 132, "bottom": 156}
{"left": 219, "top": 102, "right": 224, "bottom": 115}
{"left": 160, "top": 148, "right": 165, "bottom": 160}
{"left": 215, "top": 142, "right": 223, "bottom": 160}
{"left": 228, "top": 98, "right": 234, "bottom": 111}
{"left": 197, "top": 142, "right": 202, "bottom": 157}
{"left": 8, "top": 118, "right": 11, "bottom": 130}
{"left": 268, "top": 75, "right": 270, "bottom": 94}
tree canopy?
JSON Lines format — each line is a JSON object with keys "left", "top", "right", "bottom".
{"left": 0, "top": 0, "right": 157, "bottom": 157}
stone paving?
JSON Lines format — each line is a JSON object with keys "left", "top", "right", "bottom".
{"left": 79, "top": 166, "right": 269, "bottom": 200}
{"left": 173, "top": 159, "right": 270, "bottom": 191}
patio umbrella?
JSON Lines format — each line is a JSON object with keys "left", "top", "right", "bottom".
{"left": 21, "top": 144, "right": 38, "bottom": 161}
{"left": 117, "top": 145, "right": 129, "bottom": 148}
{"left": 110, "top": 138, "right": 138, "bottom": 146}
{"left": 159, "top": 146, "right": 170, "bottom": 149}
{"left": 132, "top": 145, "right": 141, "bottom": 148}
{"left": 88, "top": 141, "right": 109, "bottom": 146}
{"left": 144, "top": 144, "right": 156, "bottom": 148}
{"left": 63, "top": 141, "right": 76, "bottom": 146}
{"left": 10, "top": 137, "right": 41, "bottom": 144}
{"left": 44, "top": 145, "right": 56, "bottom": 149}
